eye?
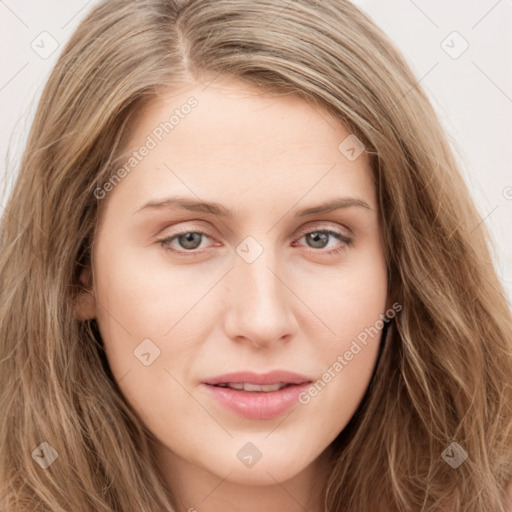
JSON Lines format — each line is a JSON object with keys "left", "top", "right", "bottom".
{"left": 158, "top": 229, "right": 214, "bottom": 257}
{"left": 292, "top": 228, "right": 353, "bottom": 255}
{"left": 157, "top": 226, "right": 353, "bottom": 257}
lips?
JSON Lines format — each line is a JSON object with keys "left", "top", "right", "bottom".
{"left": 215, "top": 382, "right": 290, "bottom": 392}
{"left": 201, "top": 370, "right": 312, "bottom": 420}
{"left": 202, "top": 370, "right": 311, "bottom": 387}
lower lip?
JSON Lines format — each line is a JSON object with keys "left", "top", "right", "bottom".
{"left": 201, "top": 383, "right": 310, "bottom": 420}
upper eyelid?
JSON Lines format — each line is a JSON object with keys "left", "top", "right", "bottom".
{"left": 160, "top": 219, "right": 352, "bottom": 237}
{"left": 294, "top": 223, "right": 351, "bottom": 237}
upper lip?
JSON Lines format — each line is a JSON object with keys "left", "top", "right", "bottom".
{"left": 202, "top": 370, "right": 312, "bottom": 386}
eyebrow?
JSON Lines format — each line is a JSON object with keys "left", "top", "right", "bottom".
{"left": 134, "top": 195, "right": 372, "bottom": 217}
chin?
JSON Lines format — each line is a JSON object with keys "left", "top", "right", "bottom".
{"left": 194, "top": 439, "right": 319, "bottom": 486}
{"left": 217, "top": 460, "right": 306, "bottom": 486}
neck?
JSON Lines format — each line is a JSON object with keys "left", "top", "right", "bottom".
{"left": 153, "top": 443, "right": 333, "bottom": 512}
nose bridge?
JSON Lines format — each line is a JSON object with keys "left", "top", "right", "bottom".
{"left": 236, "top": 238, "right": 287, "bottom": 312}
{"left": 223, "top": 237, "right": 295, "bottom": 346}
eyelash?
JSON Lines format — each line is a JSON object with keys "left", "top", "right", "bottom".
{"left": 157, "top": 226, "right": 353, "bottom": 258}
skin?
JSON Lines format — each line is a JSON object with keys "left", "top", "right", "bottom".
{"left": 76, "top": 76, "right": 390, "bottom": 512}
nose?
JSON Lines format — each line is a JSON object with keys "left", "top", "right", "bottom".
{"left": 222, "top": 253, "right": 297, "bottom": 349}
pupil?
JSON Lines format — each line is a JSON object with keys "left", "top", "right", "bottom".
{"left": 307, "top": 232, "right": 328, "bottom": 249}
{"left": 179, "top": 232, "right": 201, "bottom": 249}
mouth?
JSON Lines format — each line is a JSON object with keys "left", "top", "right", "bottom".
{"left": 213, "top": 382, "right": 292, "bottom": 392}
{"left": 201, "top": 370, "right": 312, "bottom": 420}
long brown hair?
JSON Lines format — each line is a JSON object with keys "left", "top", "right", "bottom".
{"left": 1, "top": 1, "right": 511, "bottom": 510}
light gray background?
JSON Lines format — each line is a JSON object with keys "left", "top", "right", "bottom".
{"left": 1, "top": 0, "right": 511, "bottom": 303}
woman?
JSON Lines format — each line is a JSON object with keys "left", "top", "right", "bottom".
{"left": 1, "top": 0, "right": 511, "bottom": 510}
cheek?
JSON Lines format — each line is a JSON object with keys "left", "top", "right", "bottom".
{"left": 93, "top": 240, "right": 200, "bottom": 337}
{"left": 299, "top": 242, "right": 388, "bottom": 350}
{"left": 295, "top": 246, "right": 388, "bottom": 426}
{"left": 92, "top": 240, "right": 213, "bottom": 412}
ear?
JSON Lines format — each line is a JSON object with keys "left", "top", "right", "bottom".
{"left": 73, "top": 266, "right": 96, "bottom": 321}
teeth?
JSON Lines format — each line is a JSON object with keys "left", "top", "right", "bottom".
{"left": 217, "top": 382, "right": 289, "bottom": 392}
{"left": 226, "top": 383, "right": 245, "bottom": 390}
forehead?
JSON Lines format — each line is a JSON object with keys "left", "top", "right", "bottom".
{"left": 101, "top": 77, "right": 376, "bottom": 219}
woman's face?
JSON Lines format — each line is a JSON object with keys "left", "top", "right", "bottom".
{"left": 79, "top": 77, "right": 389, "bottom": 494}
